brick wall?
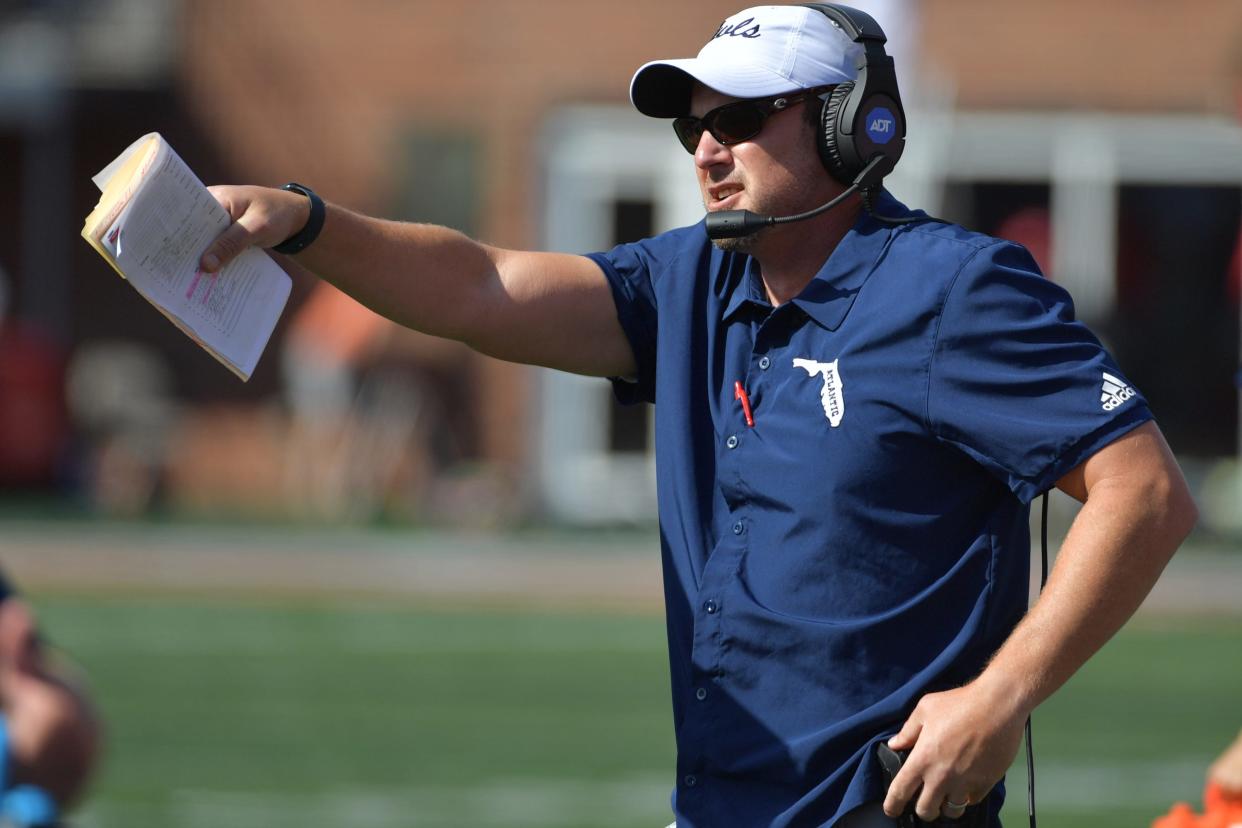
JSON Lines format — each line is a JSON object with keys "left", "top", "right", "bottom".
{"left": 921, "top": 0, "right": 1242, "bottom": 112}
{"left": 175, "top": 0, "right": 1242, "bottom": 476}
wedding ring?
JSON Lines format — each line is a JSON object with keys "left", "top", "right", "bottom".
{"left": 943, "top": 798, "right": 969, "bottom": 812}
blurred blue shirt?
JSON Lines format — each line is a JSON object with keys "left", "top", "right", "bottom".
{"left": 588, "top": 191, "right": 1152, "bottom": 828}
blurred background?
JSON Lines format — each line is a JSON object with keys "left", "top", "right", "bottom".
{"left": 0, "top": 1, "right": 1240, "bottom": 826}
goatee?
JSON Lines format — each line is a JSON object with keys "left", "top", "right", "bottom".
{"left": 711, "top": 232, "right": 760, "bottom": 253}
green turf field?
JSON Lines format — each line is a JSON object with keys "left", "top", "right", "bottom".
{"left": 31, "top": 595, "right": 1242, "bottom": 828}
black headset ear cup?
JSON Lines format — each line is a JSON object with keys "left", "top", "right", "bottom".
{"left": 817, "top": 82, "right": 855, "bottom": 185}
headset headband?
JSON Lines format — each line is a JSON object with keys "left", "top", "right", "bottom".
{"left": 799, "top": 3, "right": 887, "bottom": 45}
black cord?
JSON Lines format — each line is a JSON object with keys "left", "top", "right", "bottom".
{"left": 1025, "top": 716, "right": 1036, "bottom": 828}
{"left": 1040, "top": 491, "right": 1050, "bottom": 587}
{"left": 1025, "top": 492, "right": 1050, "bottom": 828}
{"left": 860, "top": 187, "right": 949, "bottom": 226}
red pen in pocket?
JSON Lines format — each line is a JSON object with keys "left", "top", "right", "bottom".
{"left": 734, "top": 381, "right": 755, "bottom": 427}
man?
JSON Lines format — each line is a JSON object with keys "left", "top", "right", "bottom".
{"left": 200, "top": 5, "right": 1196, "bottom": 826}
{"left": 0, "top": 572, "right": 100, "bottom": 826}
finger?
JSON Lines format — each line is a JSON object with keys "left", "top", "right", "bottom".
{"left": 914, "top": 775, "right": 949, "bottom": 824}
{"left": 882, "top": 748, "right": 925, "bottom": 819}
{"left": 881, "top": 767, "right": 920, "bottom": 820}
{"left": 206, "top": 185, "right": 241, "bottom": 217}
{"left": 941, "top": 793, "right": 971, "bottom": 821}
{"left": 881, "top": 716, "right": 924, "bottom": 817}
{"left": 887, "top": 712, "right": 923, "bottom": 752}
{"left": 941, "top": 804, "right": 968, "bottom": 821}
{"left": 201, "top": 219, "right": 259, "bottom": 273}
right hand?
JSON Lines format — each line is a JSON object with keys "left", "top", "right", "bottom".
{"left": 199, "top": 185, "right": 312, "bottom": 272}
{"left": 882, "top": 679, "right": 1027, "bottom": 823}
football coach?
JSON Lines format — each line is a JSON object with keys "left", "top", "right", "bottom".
{"left": 199, "top": 4, "right": 1198, "bottom": 826}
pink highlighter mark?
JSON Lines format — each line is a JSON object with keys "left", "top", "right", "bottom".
{"left": 186, "top": 268, "right": 205, "bottom": 300}
{"left": 186, "top": 268, "right": 217, "bottom": 303}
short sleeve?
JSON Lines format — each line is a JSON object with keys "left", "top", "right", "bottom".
{"left": 587, "top": 244, "right": 661, "bottom": 405}
{"left": 927, "top": 241, "right": 1152, "bottom": 502}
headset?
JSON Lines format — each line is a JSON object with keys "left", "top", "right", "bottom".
{"left": 704, "top": 3, "right": 923, "bottom": 239}
{"left": 801, "top": 3, "right": 906, "bottom": 186}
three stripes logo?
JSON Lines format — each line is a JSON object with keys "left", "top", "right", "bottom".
{"left": 1100, "top": 372, "right": 1136, "bottom": 411}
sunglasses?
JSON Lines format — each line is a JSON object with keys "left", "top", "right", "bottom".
{"left": 672, "top": 87, "right": 832, "bottom": 154}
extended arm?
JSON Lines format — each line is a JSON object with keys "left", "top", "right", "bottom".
{"left": 200, "top": 185, "right": 637, "bottom": 377}
{"left": 883, "top": 421, "right": 1198, "bottom": 822}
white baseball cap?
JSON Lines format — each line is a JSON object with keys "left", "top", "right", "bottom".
{"left": 630, "top": 5, "right": 863, "bottom": 118}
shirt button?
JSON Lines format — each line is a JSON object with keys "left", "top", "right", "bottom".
{"left": 684, "top": 774, "right": 697, "bottom": 787}
{"left": 732, "top": 520, "right": 744, "bottom": 535}
{"left": 758, "top": 355, "right": 771, "bottom": 370}
{"left": 696, "top": 687, "right": 708, "bottom": 701}
{"left": 726, "top": 435, "right": 738, "bottom": 449}
{"left": 703, "top": 599, "right": 719, "bottom": 614}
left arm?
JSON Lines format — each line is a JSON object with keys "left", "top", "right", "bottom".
{"left": 883, "top": 420, "right": 1198, "bottom": 822}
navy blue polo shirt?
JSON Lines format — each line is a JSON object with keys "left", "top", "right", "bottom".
{"left": 587, "top": 191, "right": 1152, "bottom": 828}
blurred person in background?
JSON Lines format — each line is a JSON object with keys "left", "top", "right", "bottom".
{"left": 1205, "top": 21, "right": 1242, "bottom": 807}
{"left": 280, "top": 281, "right": 471, "bottom": 521}
{"left": 1155, "top": 25, "right": 1242, "bottom": 826}
{"left": 0, "top": 261, "right": 69, "bottom": 493}
{"left": 1232, "top": 26, "right": 1242, "bottom": 443}
{"left": 0, "top": 570, "right": 100, "bottom": 826}
{"left": 1210, "top": 729, "right": 1242, "bottom": 795}
{"left": 280, "top": 281, "right": 388, "bottom": 517}
{"left": 197, "top": 4, "right": 1197, "bottom": 827}
{"left": 0, "top": 255, "right": 101, "bottom": 820}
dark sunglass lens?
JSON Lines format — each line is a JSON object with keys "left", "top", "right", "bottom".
{"left": 709, "top": 102, "right": 764, "bottom": 144}
{"left": 673, "top": 118, "right": 703, "bottom": 153}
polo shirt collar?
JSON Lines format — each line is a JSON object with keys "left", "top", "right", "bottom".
{"left": 792, "top": 191, "right": 906, "bottom": 331}
{"left": 720, "top": 190, "right": 909, "bottom": 330}
{"left": 722, "top": 259, "right": 770, "bottom": 321}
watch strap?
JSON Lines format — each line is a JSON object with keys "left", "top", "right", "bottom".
{"left": 273, "top": 182, "right": 325, "bottom": 255}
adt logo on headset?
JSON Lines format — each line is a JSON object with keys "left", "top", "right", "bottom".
{"left": 865, "top": 107, "right": 896, "bottom": 145}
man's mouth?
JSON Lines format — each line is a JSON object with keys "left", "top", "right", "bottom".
{"left": 709, "top": 184, "right": 743, "bottom": 207}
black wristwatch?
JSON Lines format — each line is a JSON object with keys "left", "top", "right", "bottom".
{"left": 273, "top": 182, "right": 325, "bottom": 255}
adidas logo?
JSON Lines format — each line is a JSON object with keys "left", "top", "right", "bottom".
{"left": 1100, "top": 372, "right": 1136, "bottom": 411}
